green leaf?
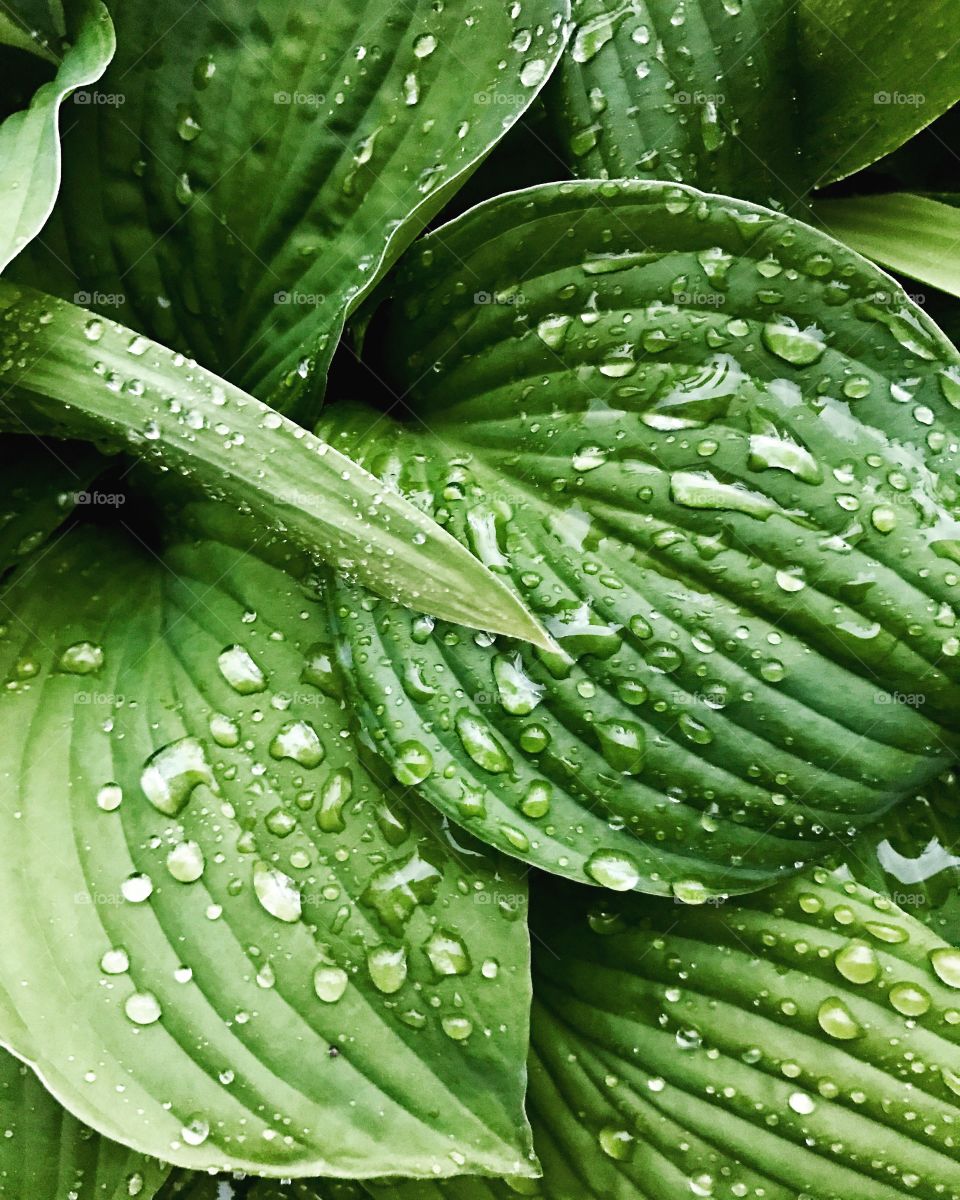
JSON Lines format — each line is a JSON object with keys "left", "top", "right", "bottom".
{"left": 0, "top": 513, "right": 536, "bottom": 1176}
{"left": 10, "top": 0, "right": 569, "bottom": 419}
{"left": 546, "top": 0, "right": 804, "bottom": 206}
{"left": 322, "top": 178, "right": 960, "bottom": 898}
{"left": 158, "top": 867, "right": 960, "bottom": 1199}
{"left": 812, "top": 194, "right": 960, "bottom": 299}
{"left": 0, "top": 0, "right": 114, "bottom": 271}
{"left": 0, "top": 434, "right": 104, "bottom": 576}
{"left": 546, "top": 0, "right": 960, "bottom": 201}
{"left": 847, "top": 769, "right": 960, "bottom": 943}
{"left": 0, "top": 283, "right": 551, "bottom": 648}
{"left": 0, "top": 1047, "right": 170, "bottom": 1199}
{"left": 798, "top": 0, "right": 960, "bottom": 188}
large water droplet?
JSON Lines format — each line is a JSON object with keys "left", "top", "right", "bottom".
{"left": 269, "top": 719, "right": 324, "bottom": 768}
{"left": 141, "top": 736, "right": 216, "bottom": 816}
{"left": 253, "top": 861, "right": 301, "bottom": 923}
{"left": 217, "top": 644, "right": 267, "bottom": 694}
{"left": 585, "top": 849, "right": 640, "bottom": 891}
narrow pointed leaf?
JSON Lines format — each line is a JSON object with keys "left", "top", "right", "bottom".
{"left": 0, "top": 0, "right": 114, "bottom": 271}
{"left": 10, "top": 0, "right": 569, "bottom": 418}
{"left": 813, "top": 193, "right": 960, "bottom": 299}
{"left": 0, "top": 515, "right": 535, "bottom": 1176}
{"left": 325, "top": 179, "right": 960, "bottom": 897}
{"left": 0, "top": 283, "right": 549, "bottom": 647}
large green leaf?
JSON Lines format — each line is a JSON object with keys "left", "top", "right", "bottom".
{"left": 798, "top": 0, "right": 960, "bottom": 188}
{"left": 545, "top": 0, "right": 803, "bottom": 206}
{"left": 164, "top": 868, "right": 960, "bottom": 1199}
{"left": 0, "top": 513, "right": 536, "bottom": 1177}
{"left": 0, "top": 0, "right": 114, "bottom": 271}
{"left": 0, "top": 1047, "right": 170, "bottom": 1199}
{"left": 321, "top": 178, "right": 960, "bottom": 898}
{"left": 9, "top": 0, "right": 568, "bottom": 418}
{"left": 813, "top": 193, "right": 960, "bottom": 299}
{"left": 545, "top": 0, "right": 960, "bottom": 201}
{"left": 0, "top": 282, "right": 550, "bottom": 647}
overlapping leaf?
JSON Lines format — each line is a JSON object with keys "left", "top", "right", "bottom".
{"left": 320, "top": 179, "right": 960, "bottom": 898}
{"left": 8, "top": 0, "right": 569, "bottom": 418}
{"left": 0, "top": 1047, "right": 170, "bottom": 1199}
{"left": 0, "top": 283, "right": 550, "bottom": 646}
{"left": 0, "top": 0, "right": 114, "bottom": 271}
{"left": 0, "top": 513, "right": 535, "bottom": 1177}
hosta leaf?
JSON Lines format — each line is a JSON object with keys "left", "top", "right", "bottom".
{"left": 0, "top": 515, "right": 535, "bottom": 1177}
{"left": 546, "top": 0, "right": 803, "bottom": 205}
{"left": 0, "top": 1047, "right": 170, "bottom": 1199}
{"left": 323, "top": 178, "right": 960, "bottom": 898}
{"left": 10, "top": 0, "right": 569, "bottom": 419}
{"left": 0, "top": 0, "right": 114, "bottom": 271}
{"left": 157, "top": 869, "right": 960, "bottom": 1199}
{"left": 847, "top": 769, "right": 960, "bottom": 943}
{"left": 798, "top": 0, "right": 960, "bottom": 188}
{"left": 813, "top": 194, "right": 960, "bottom": 299}
{"left": 546, "top": 0, "right": 960, "bottom": 201}
{"left": 0, "top": 283, "right": 550, "bottom": 647}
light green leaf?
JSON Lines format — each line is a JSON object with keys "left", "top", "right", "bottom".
{"left": 0, "top": 283, "right": 550, "bottom": 648}
{"left": 546, "top": 0, "right": 803, "bottom": 206}
{"left": 799, "top": 0, "right": 960, "bottom": 188}
{"left": 322, "top": 178, "right": 960, "bottom": 898}
{"left": 10, "top": 0, "right": 569, "bottom": 419}
{"left": 0, "top": 0, "right": 114, "bottom": 271}
{"left": 164, "top": 868, "right": 960, "bottom": 1199}
{"left": 0, "top": 1047, "right": 170, "bottom": 1199}
{"left": 0, "top": 514, "right": 535, "bottom": 1177}
{"left": 812, "top": 193, "right": 960, "bottom": 299}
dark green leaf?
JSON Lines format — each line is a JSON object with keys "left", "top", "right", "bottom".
{"left": 0, "top": 1047, "right": 170, "bottom": 1199}
{"left": 0, "top": 283, "right": 551, "bottom": 647}
{"left": 11, "top": 0, "right": 569, "bottom": 418}
{"left": 546, "top": 0, "right": 803, "bottom": 206}
{"left": 0, "top": 515, "right": 536, "bottom": 1176}
{"left": 322, "top": 179, "right": 960, "bottom": 897}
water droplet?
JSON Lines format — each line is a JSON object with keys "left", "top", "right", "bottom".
{"left": 424, "top": 929, "right": 472, "bottom": 976}
{"left": 834, "top": 940, "right": 879, "bottom": 985}
{"left": 519, "top": 58, "right": 547, "bottom": 87}
{"left": 762, "top": 318, "right": 827, "bottom": 365}
{"left": 413, "top": 33, "right": 436, "bottom": 57}
{"left": 788, "top": 1091, "right": 816, "bottom": 1115}
{"left": 180, "top": 1115, "right": 209, "bottom": 1146}
{"left": 57, "top": 642, "right": 104, "bottom": 675}
{"left": 124, "top": 991, "right": 162, "bottom": 1025}
{"left": 493, "top": 654, "right": 543, "bottom": 715}
{"left": 930, "top": 947, "right": 960, "bottom": 989}
{"left": 441, "top": 1015, "right": 473, "bottom": 1040}
{"left": 817, "top": 996, "right": 861, "bottom": 1040}
{"left": 520, "top": 780, "right": 551, "bottom": 819}
{"left": 217, "top": 644, "right": 267, "bottom": 694}
{"left": 596, "top": 719, "right": 645, "bottom": 773}
{"left": 455, "top": 710, "right": 511, "bottom": 773}
{"left": 313, "top": 963, "right": 349, "bottom": 1003}
{"left": 97, "top": 783, "right": 123, "bottom": 812}
{"left": 121, "top": 874, "right": 153, "bottom": 904}
{"left": 269, "top": 719, "right": 324, "bottom": 768}
{"left": 253, "top": 861, "right": 301, "bottom": 923}
{"left": 100, "top": 947, "right": 129, "bottom": 975}
{"left": 166, "top": 840, "right": 205, "bottom": 883}
{"left": 367, "top": 945, "right": 407, "bottom": 994}
{"left": 393, "top": 740, "right": 434, "bottom": 785}
{"left": 141, "top": 737, "right": 216, "bottom": 816}
{"left": 598, "top": 1126, "right": 634, "bottom": 1160}
{"left": 585, "top": 849, "right": 640, "bottom": 891}
{"left": 889, "top": 982, "right": 931, "bottom": 1016}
